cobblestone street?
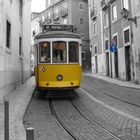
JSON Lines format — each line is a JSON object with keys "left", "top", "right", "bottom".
{"left": 23, "top": 75, "right": 140, "bottom": 140}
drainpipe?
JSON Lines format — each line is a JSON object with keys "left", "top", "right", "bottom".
{"left": 108, "top": 4, "right": 112, "bottom": 77}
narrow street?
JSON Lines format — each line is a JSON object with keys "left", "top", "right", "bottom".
{"left": 1, "top": 0, "right": 140, "bottom": 140}
{"left": 24, "top": 74, "right": 140, "bottom": 140}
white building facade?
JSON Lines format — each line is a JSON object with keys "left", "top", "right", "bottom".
{"left": 0, "top": 0, "right": 31, "bottom": 99}
{"left": 130, "top": 0, "right": 140, "bottom": 84}
{"left": 89, "top": 0, "right": 140, "bottom": 84}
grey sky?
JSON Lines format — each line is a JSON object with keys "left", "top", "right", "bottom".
{"left": 31, "top": 0, "right": 46, "bottom": 12}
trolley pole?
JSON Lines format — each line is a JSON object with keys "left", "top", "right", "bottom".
{"left": 26, "top": 127, "right": 34, "bottom": 140}
{"left": 4, "top": 98, "right": 9, "bottom": 140}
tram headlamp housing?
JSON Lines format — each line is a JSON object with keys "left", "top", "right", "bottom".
{"left": 57, "top": 74, "right": 63, "bottom": 81}
{"left": 40, "top": 67, "right": 46, "bottom": 72}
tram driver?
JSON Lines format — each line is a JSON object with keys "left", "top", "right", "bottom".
{"left": 54, "top": 49, "right": 64, "bottom": 62}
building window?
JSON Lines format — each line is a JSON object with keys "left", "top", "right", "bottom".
{"left": 124, "top": 28, "right": 130, "bottom": 44}
{"left": 32, "top": 30, "right": 36, "bottom": 36}
{"left": 63, "top": 18, "right": 67, "bottom": 24}
{"left": 113, "top": 35, "right": 118, "bottom": 45}
{"left": 42, "top": 16, "right": 45, "bottom": 22}
{"left": 19, "top": 0, "right": 23, "bottom": 18}
{"left": 19, "top": 37, "right": 22, "bottom": 56}
{"left": 6, "top": 20, "right": 11, "bottom": 49}
{"left": 48, "top": 0, "right": 51, "bottom": 6}
{"left": 62, "top": 2, "right": 67, "bottom": 8}
{"left": 48, "top": 12, "right": 51, "bottom": 19}
{"left": 54, "top": 0, "right": 59, "bottom": 2}
{"left": 54, "top": 7, "right": 59, "bottom": 19}
{"left": 47, "top": 12, "right": 51, "bottom": 23}
{"left": 80, "top": 17, "right": 84, "bottom": 24}
{"left": 112, "top": 4, "right": 117, "bottom": 22}
{"left": 79, "top": 2, "right": 84, "bottom": 10}
{"left": 104, "top": 12, "right": 108, "bottom": 27}
{"left": 82, "top": 51, "right": 86, "bottom": 60}
{"left": 122, "top": 0, "right": 129, "bottom": 10}
{"left": 105, "top": 39, "right": 109, "bottom": 50}
{"left": 93, "top": 22, "right": 97, "bottom": 36}
{"left": 80, "top": 33, "right": 85, "bottom": 40}
{"left": 95, "top": 45, "right": 97, "bottom": 54}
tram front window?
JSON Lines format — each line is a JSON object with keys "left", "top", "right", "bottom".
{"left": 39, "top": 42, "right": 50, "bottom": 63}
{"left": 69, "top": 42, "right": 79, "bottom": 63}
{"left": 52, "top": 41, "right": 67, "bottom": 63}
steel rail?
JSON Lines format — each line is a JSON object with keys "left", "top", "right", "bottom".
{"left": 82, "top": 80, "right": 140, "bottom": 108}
{"left": 69, "top": 98, "right": 123, "bottom": 140}
{"left": 49, "top": 99, "right": 79, "bottom": 140}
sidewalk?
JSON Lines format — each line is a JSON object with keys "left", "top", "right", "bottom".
{"left": 84, "top": 72, "right": 140, "bottom": 89}
{"left": 0, "top": 77, "right": 35, "bottom": 140}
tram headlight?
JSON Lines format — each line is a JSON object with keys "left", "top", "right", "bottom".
{"left": 40, "top": 67, "right": 46, "bottom": 72}
{"left": 57, "top": 74, "right": 63, "bottom": 81}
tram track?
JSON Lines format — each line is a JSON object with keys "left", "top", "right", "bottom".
{"left": 49, "top": 98, "right": 123, "bottom": 140}
{"left": 69, "top": 98, "right": 123, "bottom": 140}
{"left": 49, "top": 99, "right": 78, "bottom": 140}
{"left": 82, "top": 78, "right": 140, "bottom": 108}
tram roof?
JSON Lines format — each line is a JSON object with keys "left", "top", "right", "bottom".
{"left": 34, "top": 31, "right": 81, "bottom": 40}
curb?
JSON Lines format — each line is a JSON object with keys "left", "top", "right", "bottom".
{"left": 84, "top": 73, "right": 140, "bottom": 89}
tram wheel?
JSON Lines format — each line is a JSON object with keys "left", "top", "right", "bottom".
{"left": 37, "top": 89, "right": 47, "bottom": 99}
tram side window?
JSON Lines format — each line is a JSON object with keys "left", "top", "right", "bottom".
{"left": 39, "top": 42, "right": 50, "bottom": 63}
{"left": 69, "top": 42, "right": 79, "bottom": 63}
{"left": 52, "top": 41, "right": 67, "bottom": 63}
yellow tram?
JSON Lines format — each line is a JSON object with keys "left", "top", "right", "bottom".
{"left": 34, "top": 24, "right": 82, "bottom": 94}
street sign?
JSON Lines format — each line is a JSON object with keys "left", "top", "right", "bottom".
{"left": 110, "top": 40, "right": 118, "bottom": 53}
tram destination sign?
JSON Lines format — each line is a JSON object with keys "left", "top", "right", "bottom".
{"left": 42, "top": 24, "right": 74, "bottom": 32}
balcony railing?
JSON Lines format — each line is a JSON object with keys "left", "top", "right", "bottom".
{"left": 45, "top": 18, "right": 51, "bottom": 23}
{"left": 39, "top": 18, "right": 51, "bottom": 26}
{"left": 53, "top": 13, "right": 59, "bottom": 20}
{"left": 107, "top": 0, "right": 116, "bottom": 3}
{"left": 100, "top": 0, "right": 109, "bottom": 11}
{"left": 90, "top": 8, "right": 97, "bottom": 20}
{"left": 39, "top": 20, "right": 44, "bottom": 26}
{"left": 60, "top": 8, "right": 68, "bottom": 17}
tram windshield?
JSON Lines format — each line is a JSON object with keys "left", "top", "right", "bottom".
{"left": 69, "top": 41, "right": 79, "bottom": 63}
{"left": 39, "top": 42, "right": 50, "bottom": 63}
{"left": 52, "top": 41, "right": 67, "bottom": 63}
{"left": 39, "top": 41, "right": 79, "bottom": 63}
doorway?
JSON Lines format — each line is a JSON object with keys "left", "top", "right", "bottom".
{"left": 114, "top": 52, "right": 118, "bottom": 78}
{"left": 106, "top": 52, "right": 109, "bottom": 76}
{"left": 95, "top": 56, "right": 98, "bottom": 73}
{"left": 125, "top": 46, "right": 131, "bottom": 81}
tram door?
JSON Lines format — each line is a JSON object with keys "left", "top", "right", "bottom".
{"left": 125, "top": 46, "right": 131, "bottom": 81}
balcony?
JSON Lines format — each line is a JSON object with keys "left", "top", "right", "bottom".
{"left": 53, "top": 13, "right": 59, "bottom": 20}
{"left": 39, "top": 20, "right": 44, "bottom": 26}
{"left": 100, "top": 0, "right": 109, "bottom": 11}
{"left": 45, "top": 18, "right": 51, "bottom": 24}
{"left": 90, "top": 8, "right": 97, "bottom": 20}
{"left": 107, "top": 0, "right": 116, "bottom": 3}
{"left": 60, "top": 8, "right": 68, "bottom": 17}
